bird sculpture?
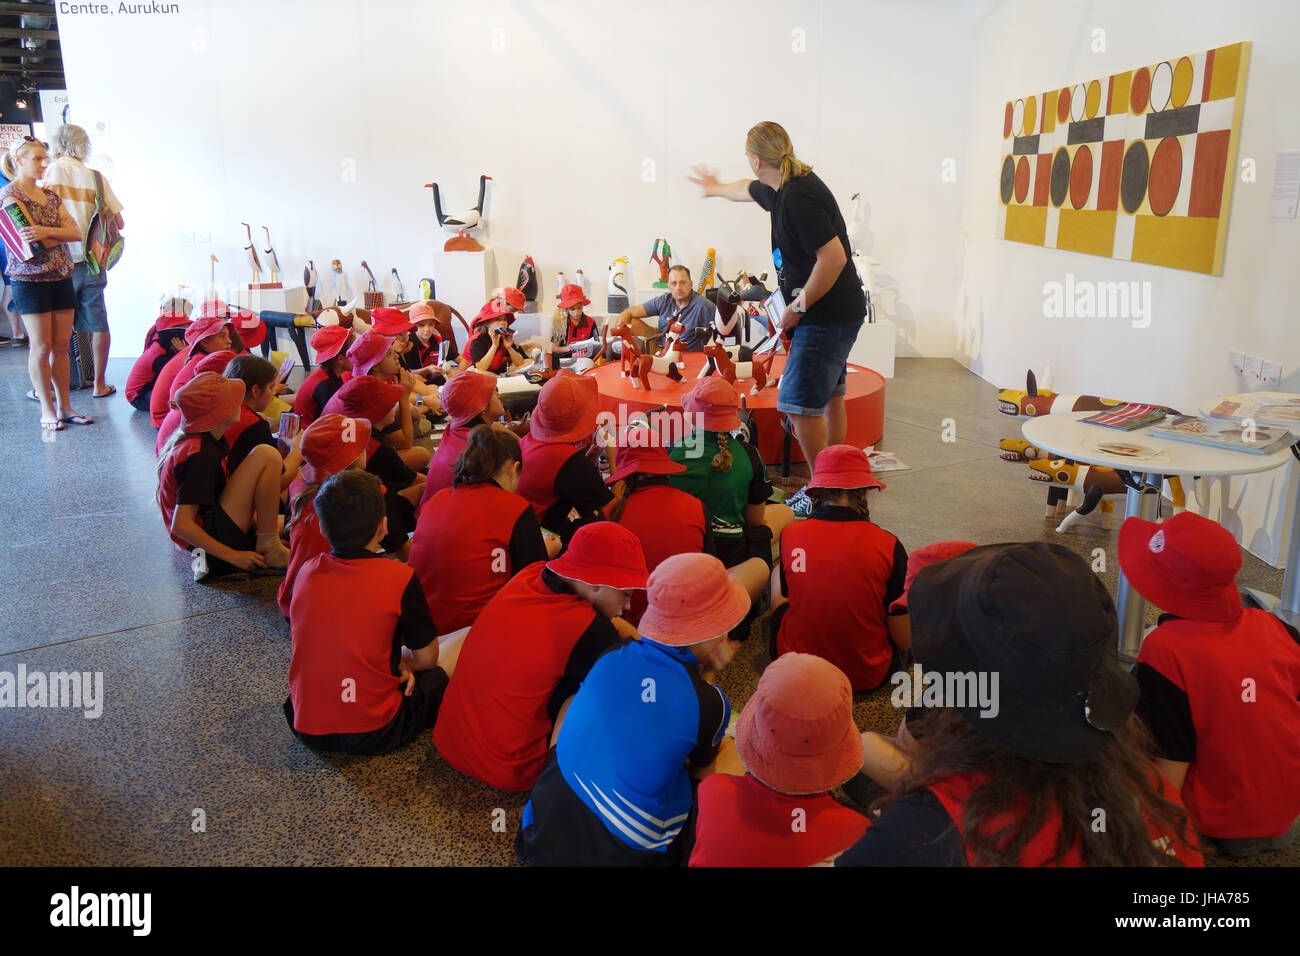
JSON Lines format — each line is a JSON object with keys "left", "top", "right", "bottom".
{"left": 427, "top": 174, "right": 492, "bottom": 251}
{"left": 331, "top": 259, "right": 350, "bottom": 307}
{"left": 391, "top": 268, "right": 405, "bottom": 303}
{"left": 304, "top": 260, "right": 320, "bottom": 311}
{"left": 517, "top": 255, "right": 538, "bottom": 311}
{"left": 241, "top": 223, "right": 262, "bottom": 284}
{"left": 261, "top": 226, "right": 281, "bottom": 283}
{"left": 607, "top": 257, "right": 629, "bottom": 312}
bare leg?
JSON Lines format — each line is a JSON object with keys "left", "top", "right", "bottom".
{"left": 550, "top": 694, "right": 574, "bottom": 747}
{"left": 434, "top": 625, "right": 470, "bottom": 678}
{"left": 397, "top": 445, "right": 431, "bottom": 472}
{"left": 92, "top": 330, "right": 112, "bottom": 394}
{"left": 24, "top": 311, "right": 56, "bottom": 421}
{"left": 50, "top": 310, "right": 80, "bottom": 420}
{"left": 763, "top": 503, "right": 795, "bottom": 544}
{"left": 727, "top": 556, "right": 770, "bottom": 604}
{"left": 768, "top": 563, "right": 787, "bottom": 613}
{"left": 825, "top": 393, "right": 848, "bottom": 447}
{"left": 788, "top": 411, "right": 828, "bottom": 471}
{"left": 218, "top": 445, "right": 289, "bottom": 566}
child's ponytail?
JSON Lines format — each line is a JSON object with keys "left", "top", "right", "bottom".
{"left": 606, "top": 473, "right": 644, "bottom": 523}
{"left": 287, "top": 480, "right": 322, "bottom": 533}
{"left": 550, "top": 306, "right": 571, "bottom": 347}
{"left": 452, "top": 423, "right": 522, "bottom": 487}
{"left": 711, "top": 432, "right": 734, "bottom": 473}
{"left": 0, "top": 150, "right": 18, "bottom": 181}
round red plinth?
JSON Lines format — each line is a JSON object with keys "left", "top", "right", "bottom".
{"left": 585, "top": 352, "right": 886, "bottom": 466}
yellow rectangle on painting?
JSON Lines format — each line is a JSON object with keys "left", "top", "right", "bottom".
{"left": 1056, "top": 209, "right": 1117, "bottom": 257}
{"left": 1042, "top": 89, "right": 1057, "bottom": 133}
{"left": 1131, "top": 216, "right": 1219, "bottom": 274}
{"left": 1004, "top": 205, "right": 1047, "bottom": 245}
{"left": 1108, "top": 71, "right": 1131, "bottom": 115}
{"left": 1208, "top": 42, "right": 1244, "bottom": 101}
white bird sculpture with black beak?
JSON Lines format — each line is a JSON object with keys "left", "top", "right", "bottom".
{"left": 427, "top": 175, "right": 492, "bottom": 237}
{"left": 241, "top": 223, "right": 262, "bottom": 283}
{"left": 262, "top": 227, "right": 281, "bottom": 283}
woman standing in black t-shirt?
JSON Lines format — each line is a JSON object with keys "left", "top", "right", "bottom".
{"left": 688, "top": 122, "right": 866, "bottom": 514}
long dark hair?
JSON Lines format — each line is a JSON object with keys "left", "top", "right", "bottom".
{"left": 873, "top": 709, "right": 1197, "bottom": 866}
{"left": 808, "top": 486, "right": 871, "bottom": 520}
{"left": 452, "top": 424, "right": 521, "bottom": 488}
{"left": 607, "top": 473, "right": 650, "bottom": 523}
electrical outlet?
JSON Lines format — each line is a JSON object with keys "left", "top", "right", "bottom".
{"left": 1229, "top": 349, "right": 1245, "bottom": 372}
{"left": 1261, "top": 360, "right": 1282, "bottom": 385}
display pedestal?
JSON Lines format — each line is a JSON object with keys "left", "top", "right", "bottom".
{"left": 235, "top": 285, "right": 307, "bottom": 314}
{"left": 848, "top": 318, "right": 896, "bottom": 379}
{"left": 432, "top": 250, "right": 496, "bottom": 352}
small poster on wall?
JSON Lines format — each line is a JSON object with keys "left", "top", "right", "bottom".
{"left": 0, "top": 124, "right": 33, "bottom": 152}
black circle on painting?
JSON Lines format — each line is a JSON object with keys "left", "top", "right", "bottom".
{"left": 1049, "top": 148, "right": 1070, "bottom": 207}
{"left": 1000, "top": 155, "right": 1015, "bottom": 204}
{"left": 1120, "top": 141, "right": 1150, "bottom": 214}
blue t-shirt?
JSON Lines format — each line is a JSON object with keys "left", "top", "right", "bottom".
{"left": 642, "top": 291, "right": 716, "bottom": 351}
{"left": 532, "top": 637, "right": 729, "bottom": 853}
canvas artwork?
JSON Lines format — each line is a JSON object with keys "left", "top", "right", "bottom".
{"left": 998, "top": 41, "right": 1250, "bottom": 275}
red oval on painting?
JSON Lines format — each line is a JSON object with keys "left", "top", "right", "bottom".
{"left": 1014, "top": 156, "right": 1030, "bottom": 202}
{"left": 1070, "top": 145, "right": 1093, "bottom": 209}
{"left": 1057, "top": 86, "right": 1071, "bottom": 123}
{"left": 1004, "top": 102, "right": 1013, "bottom": 138}
{"left": 1148, "top": 137, "right": 1182, "bottom": 216}
{"left": 1130, "top": 67, "right": 1151, "bottom": 113}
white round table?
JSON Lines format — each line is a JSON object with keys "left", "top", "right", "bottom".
{"left": 1023, "top": 410, "right": 1294, "bottom": 653}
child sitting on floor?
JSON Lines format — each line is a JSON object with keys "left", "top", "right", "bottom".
{"left": 1120, "top": 512, "right": 1300, "bottom": 858}
{"left": 126, "top": 302, "right": 190, "bottom": 411}
{"left": 403, "top": 300, "right": 462, "bottom": 381}
{"left": 690, "top": 653, "right": 870, "bottom": 866}
{"left": 150, "top": 301, "right": 236, "bottom": 427}
{"left": 221, "top": 353, "right": 302, "bottom": 484}
{"left": 156, "top": 350, "right": 236, "bottom": 455}
{"left": 416, "top": 369, "right": 505, "bottom": 510}
{"left": 516, "top": 552, "right": 747, "bottom": 867}
{"left": 768, "top": 445, "right": 908, "bottom": 691}
{"left": 369, "top": 307, "right": 445, "bottom": 417}
{"left": 293, "top": 326, "right": 353, "bottom": 427}
{"left": 157, "top": 372, "right": 291, "bottom": 579}
{"left": 284, "top": 469, "right": 466, "bottom": 756}
{"left": 348, "top": 330, "right": 432, "bottom": 473}
{"left": 433, "top": 522, "right": 645, "bottom": 793}
{"left": 276, "top": 413, "right": 371, "bottom": 619}
{"left": 410, "top": 424, "right": 554, "bottom": 633}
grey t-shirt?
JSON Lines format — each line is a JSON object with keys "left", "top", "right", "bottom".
{"left": 642, "top": 291, "right": 715, "bottom": 351}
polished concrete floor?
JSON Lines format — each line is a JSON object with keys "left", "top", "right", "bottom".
{"left": 0, "top": 352, "right": 1292, "bottom": 866}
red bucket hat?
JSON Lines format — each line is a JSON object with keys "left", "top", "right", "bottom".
{"left": 408, "top": 300, "right": 439, "bottom": 325}
{"left": 175, "top": 372, "right": 245, "bottom": 433}
{"left": 807, "top": 445, "right": 886, "bottom": 492}
{"left": 299, "top": 413, "right": 373, "bottom": 483}
{"left": 531, "top": 371, "right": 599, "bottom": 444}
{"left": 153, "top": 311, "right": 191, "bottom": 334}
{"left": 347, "top": 331, "right": 395, "bottom": 377}
{"left": 441, "top": 370, "right": 497, "bottom": 426}
{"left": 1118, "top": 512, "right": 1243, "bottom": 621}
{"left": 639, "top": 552, "right": 751, "bottom": 646}
{"left": 737, "top": 652, "right": 865, "bottom": 795}
{"left": 184, "top": 301, "right": 235, "bottom": 354}
{"left": 322, "top": 375, "right": 403, "bottom": 427}
{"left": 310, "top": 325, "right": 352, "bottom": 364}
{"left": 606, "top": 425, "right": 687, "bottom": 485}
{"left": 493, "top": 286, "right": 526, "bottom": 312}
{"left": 557, "top": 283, "right": 591, "bottom": 309}
{"left": 369, "top": 307, "right": 415, "bottom": 336}
{"left": 170, "top": 349, "right": 236, "bottom": 398}
{"left": 231, "top": 309, "right": 265, "bottom": 350}
{"left": 888, "top": 540, "right": 977, "bottom": 613}
{"left": 471, "top": 299, "right": 516, "bottom": 330}
{"left": 682, "top": 377, "right": 741, "bottom": 432}
{"left": 546, "top": 522, "right": 648, "bottom": 591}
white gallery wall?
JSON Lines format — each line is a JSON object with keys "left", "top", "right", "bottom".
{"left": 55, "top": 0, "right": 976, "bottom": 360}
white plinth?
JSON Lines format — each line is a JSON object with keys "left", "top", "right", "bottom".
{"left": 234, "top": 285, "right": 307, "bottom": 314}
{"left": 848, "top": 318, "right": 896, "bottom": 379}
{"left": 432, "top": 250, "right": 497, "bottom": 351}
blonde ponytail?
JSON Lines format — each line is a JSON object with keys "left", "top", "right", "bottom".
{"left": 746, "top": 121, "right": 811, "bottom": 188}
{"left": 711, "top": 432, "right": 734, "bottom": 473}
{"left": 0, "top": 151, "right": 17, "bottom": 181}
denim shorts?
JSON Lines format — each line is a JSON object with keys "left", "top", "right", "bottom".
{"left": 71, "top": 261, "right": 110, "bottom": 332}
{"left": 10, "top": 277, "right": 76, "bottom": 315}
{"left": 777, "top": 317, "right": 864, "bottom": 416}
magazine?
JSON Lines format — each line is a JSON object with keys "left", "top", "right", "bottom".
{"left": 0, "top": 199, "right": 36, "bottom": 262}
{"left": 1146, "top": 415, "right": 1295, "bottom": 455}
{"left": 1080, "top": 403, "right": 1168, "bottom": 431}
{"left": 1207, "top": 392, "right": 1300, "bottom": 428}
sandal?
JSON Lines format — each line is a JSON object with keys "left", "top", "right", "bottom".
{"left": 40, "top": 419, "right": 65, "bottom": 432}
{"left": 92, "top": 385, "right": 117, "bottom": 398}
{"left": 11, "top": 336, "right": 28, "bottom": 348}
{"left": 58, "top": 413, "right": 94, "bottom": 426}
{"left": 26, "top": 389, "right": 39, "bottom": 402}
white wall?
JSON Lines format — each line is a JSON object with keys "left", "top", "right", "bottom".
{"left": 953, "top": 0, "right": 1300, "bottom": 410}
{"left": 55, "top": 0, "right": 975, "bottom": 360}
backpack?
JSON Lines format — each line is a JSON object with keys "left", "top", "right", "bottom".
{"left": 83, "top": 169, "right": 123, "bottom": 274}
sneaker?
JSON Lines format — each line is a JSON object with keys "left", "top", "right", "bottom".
{"left": 787, "top": 485, "right": 815, "bottom": 518}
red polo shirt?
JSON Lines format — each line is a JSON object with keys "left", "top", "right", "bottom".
{"left": 288, "top": 549, "right": 437, "bottom": 736}
{"left": 277, "top": 478, "right": 333, "bottom": 619}
{"left": 157, "top": 433, "right": 229, "bottom": 550}
{"left": 418, "top": 422, "right": 474, "bottom": 513}
{"left": 777, "top": 505, "right": 907, "bottom": 691}
{"left": 606, "top": 479, "right": 708, "bottom": 624}
{"left": 432, "top": 563, "right": 620, "bottom": 792}
{"left": 1136, "top": 609, "right": 1300, "bottom": 839}
{"left": 150, "top": 350, "right": 187, "bottom": 426}
{"left": 409, "top": 480, "right": 548, "bottom": 632}
{"left": 293, "top": 367, "right": 349, "bottom": 427}
{"left": 126, "top": 342, "right": 172, "bottom": 407}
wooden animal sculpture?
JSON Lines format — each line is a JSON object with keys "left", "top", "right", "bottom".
{"left": 605, "top": 324, "right": 682, "bottom": 391}
{"left": 703, "top": 339, "right": 777, "bottom": 395}
{"left": 714, "top": 291, "right": 750, "bottom": 347}
{"left": 650, "top": 239, "right": 672, "bottom": 288}
{"left": 428, "top": 174, "right": 491, "bottom": 246}
{"left": 391, "top": 268, "right": 405, "bottom": 303}
{"left": 653, "top": 318, "right": 687, "bottom": 362}
{"left": 361, "top": 260, "right": 384, "bottom": 308}
{"left": 998, "top": 369, "right": 1178, "bottom": 418}
{"left": 261, "top": 227, "right": 281, "bottom": 283}
{"left": 517, "top": 255, "right": 538, "bottom": 311}
{"left": 241, "top": 222, "right": 262, "bottom": 284}
{"left": 304, "top": 260, "right": 320, "bottom": 311}
{"left": 209, "top": 254, "right": 219, "bottom": 297}
{"left": 998, "top": 437, "right": 1049, "bottom": 462}
{"left": 331, "top": 259, "right": 349, "bottom": 307}
{"left": 696, "top": 247, "right": 716, "bottom": 297}
{"left": 608, "top": 257, "right": 630, "bottom": 312}
{"left": 419, "top": 278, "right": 435, "bottom": 300}
{"left": 1028, "top": 457, "right": 1187, "bottom": 533}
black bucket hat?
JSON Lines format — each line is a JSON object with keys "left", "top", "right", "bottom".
{"left": 909, "top": 542, "right": 1138, "bottom": 764}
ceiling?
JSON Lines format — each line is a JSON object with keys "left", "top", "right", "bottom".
{"left": 0, "top": 1, "right": 62, "bottom": 109}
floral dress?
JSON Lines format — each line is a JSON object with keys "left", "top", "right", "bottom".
{"left": 0, "top": 183, "right": 73, "bottom": 281}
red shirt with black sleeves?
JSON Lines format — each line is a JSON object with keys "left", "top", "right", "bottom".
{"left": 150, "top": 350, "right": 187, "bottom": 426}
{"left": 418, "top": 422, "right": 475, "bottom": 513}
{"left": 606, "top": 478, "right": 711, "bottom": 624}
{"left": 157, "top": 433, "right": 230, "bottom": 550}
{"left": 293, "top": 367, "right": 348, "bottom": 427}
{"left": 690, "top": 772, "right": 870, "bottom": 867}
{"left": 1135, "top": 609, "right": 1300, "bottom": 839}
{"left": 518, "top": 433, "right": 612, "bottom": 543}
{"left": 225, "top": 406, "right": 274, "bottom": 471}
{"left": 126, "top": 342, "right": 173, "bottom": 407}
{"left": 288, "top": 549, "right": 437, "bottom": 736}
{"left": 432, "top": 563, "right": 620, "bottom": 792}
{"left": 277, "top": 478, "right": 332, "bottom": 619}
{"left": 776, "top": 505, "right": 907, "bottom": 691}
{"left": 409, "top": 480, "right": 548, "bottom": 631}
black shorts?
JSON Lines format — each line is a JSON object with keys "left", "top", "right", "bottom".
{"left": 192, "top": 505, "right": 256, "bottom": 578}
{"left": 714, "top": 524, "right": 775, "bottom": 570}
{"left": 10, "top": 277, "right": 76, "bottom": 315}
{"left": 283, "top": 666, "right": 450, "bottom": 756}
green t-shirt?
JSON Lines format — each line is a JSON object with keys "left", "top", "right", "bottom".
{"left": 668, "top": 430, "right": 772, "bottom": 539}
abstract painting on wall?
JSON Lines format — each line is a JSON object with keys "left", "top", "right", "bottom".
{"left": 998, "top": 41, "right": 1250, "bottom": 275}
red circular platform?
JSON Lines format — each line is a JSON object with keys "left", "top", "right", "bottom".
{"left": 585, "top": 352, "right": 886, "bottom": 466}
